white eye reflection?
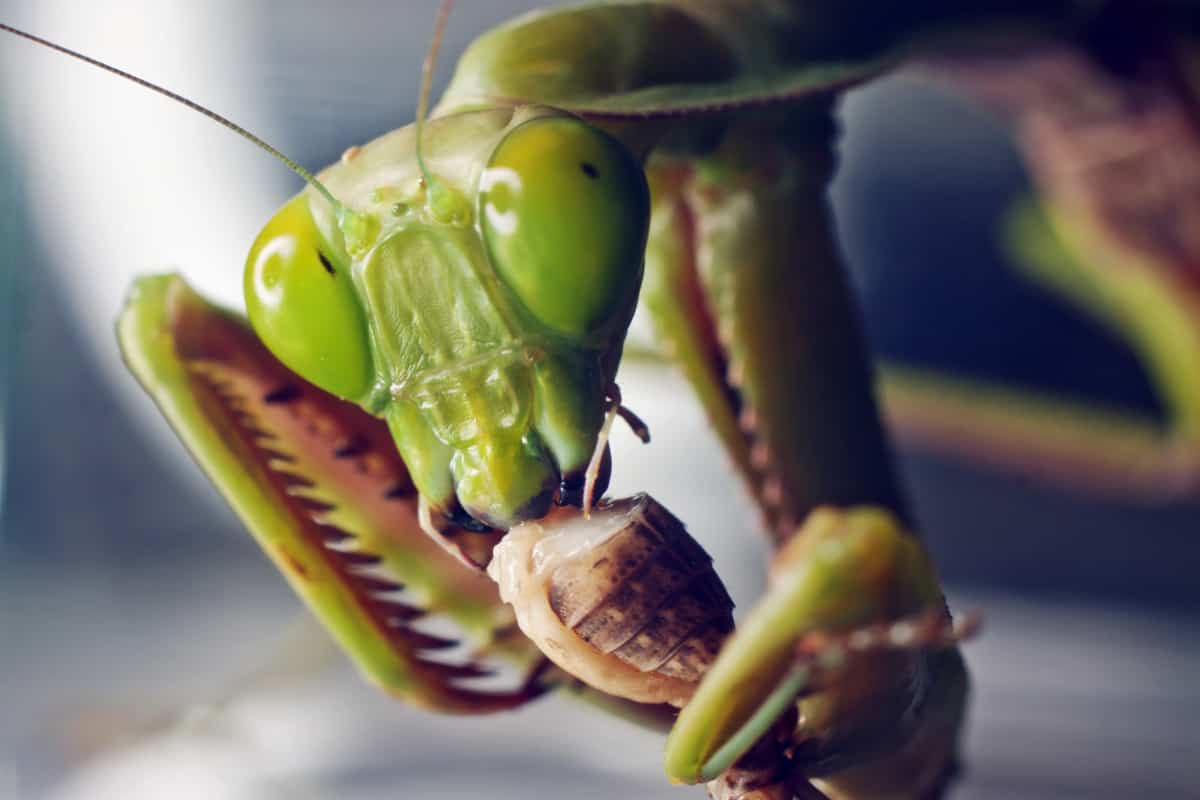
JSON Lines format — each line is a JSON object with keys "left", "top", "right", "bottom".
{"left": 250, "top": 234, "right": 298, "bottom": 310}
{"left": 480, "top": 166, "right": 521, "bottom": 235}
{"left": 479, "top": 165, "right": 521, "bottom": 194}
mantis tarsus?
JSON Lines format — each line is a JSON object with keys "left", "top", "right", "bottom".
{"left": 5, "top": 1, "right": 1199, "bottom": 797}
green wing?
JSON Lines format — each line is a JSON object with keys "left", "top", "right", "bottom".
{"left": 117, "top": 274, "right": 542, "bottom": 713}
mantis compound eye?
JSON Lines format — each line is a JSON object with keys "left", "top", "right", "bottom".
{"left": 479, "top": 116, "right": 650, "bottom": 339}
{"left": 244, "top": 194, "right": 374, "bottom": 400}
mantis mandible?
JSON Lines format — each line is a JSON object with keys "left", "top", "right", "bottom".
{"left": 6, "top": 1, "right": 1198, "bottom": 797}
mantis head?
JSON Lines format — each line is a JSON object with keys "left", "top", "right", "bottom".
{"left": 243, "top": 106, "right": 650, "bottom": 528}
{"left": 0, "top": 11, "right": 649, "bottom": 532}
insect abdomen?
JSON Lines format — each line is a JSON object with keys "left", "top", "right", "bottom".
{"left": 547, "top": 497, "right": 732, "bottom": 679}
{"left": 489, "top": 494, "right": 734, "bottom": 706}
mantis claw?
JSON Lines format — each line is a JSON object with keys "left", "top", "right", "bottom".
{"left": 118, "top": 274, "right": 544, "bottom": 713}
{"left": 665, "top": 507, "right": 972, "bottom": 799}
{"left": 700, "top": 607, "right": 979, "bottom": 784}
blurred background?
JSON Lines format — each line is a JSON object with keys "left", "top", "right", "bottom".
{"left": 1, "top": 1, "right": 1197, "bottom": 798}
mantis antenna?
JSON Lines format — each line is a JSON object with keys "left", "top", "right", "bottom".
{"left": 0, "top": 21, "right": 345, "bottom": 214}
{"left": 414, "top": 0, "right": 455, "bottom": 216}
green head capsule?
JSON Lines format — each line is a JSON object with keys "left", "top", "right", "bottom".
{"left": 242, "top": 108, "right": 648, "bottom": 529}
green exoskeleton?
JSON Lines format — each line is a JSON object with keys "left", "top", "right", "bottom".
{"left": 2, "top": 3, "right": 981, "bottom": 797}
{"left": 243, "top": 103, "right": 650, "bottom": 530}
{"left": 16, "top": 1, "right": 1196, "bottom": 797}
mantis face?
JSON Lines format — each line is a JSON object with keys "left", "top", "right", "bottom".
{"left": 244, "top": 106, "right": 650, "bottom": 528}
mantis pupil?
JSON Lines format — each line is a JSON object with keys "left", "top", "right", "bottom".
{"left": 318, "top": 251, "right": 337, "bottom": 276}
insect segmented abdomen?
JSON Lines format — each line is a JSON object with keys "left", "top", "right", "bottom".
{"left": 489, "top": 494, "right": 734, "bottom": 707}
{"left": 547, "top": 495, "right": 733, "bottom": 680}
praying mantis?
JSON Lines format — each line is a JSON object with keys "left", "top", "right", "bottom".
{"left": 5, "top": 1, "right": 1199, "bottom": 798}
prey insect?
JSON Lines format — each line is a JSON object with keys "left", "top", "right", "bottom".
{"left": 17, "top": 1, "right": 1194, "bottom": 797}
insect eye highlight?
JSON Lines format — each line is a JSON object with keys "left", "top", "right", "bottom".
{"left": 479, "top": 116, "right": 649, "bottom": 339}
{"left": 244, "top": 194, "right": 374, "bottom": 400}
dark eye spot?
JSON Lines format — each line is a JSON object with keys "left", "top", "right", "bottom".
{"left": 317, "top": 251, "right": 336, "bottom": 276}
{"left": 580, "top": 162, "right": 599, "bottom": 179}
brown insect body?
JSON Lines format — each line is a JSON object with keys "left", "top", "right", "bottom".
{"left": 489, "top": 494, "right": 734, "bottom": 707}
